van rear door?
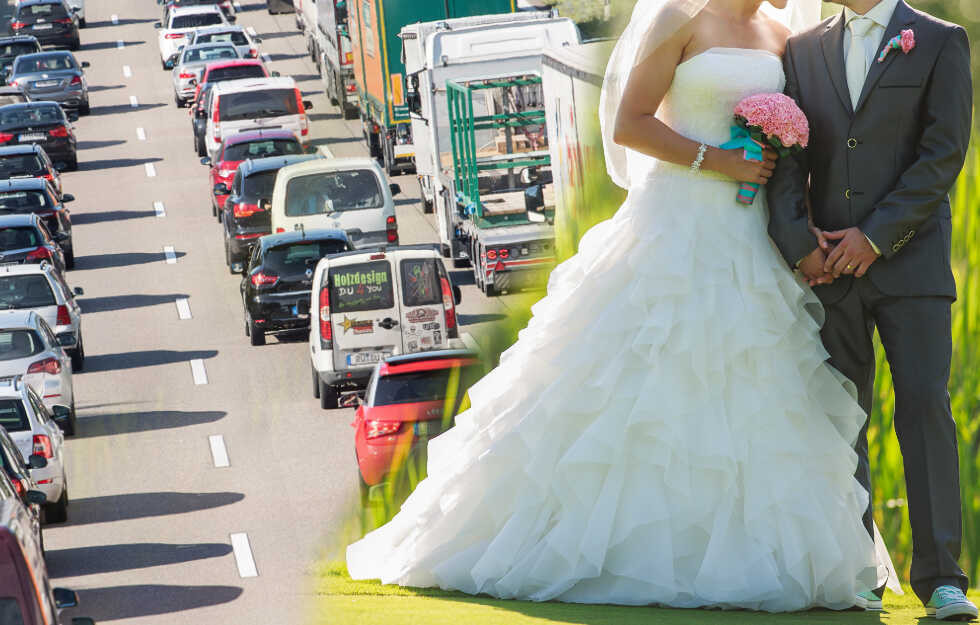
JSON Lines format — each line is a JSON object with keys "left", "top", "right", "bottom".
{"left": 397, "top": 256, "right": 446, "bottom": 353}
{"left": 328, "top": 258, "right": 402, "bottom": 370}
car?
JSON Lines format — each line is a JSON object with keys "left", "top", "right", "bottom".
{"left": 307, "top": 245, "right": 463, "bottom": 408}
{"left": 0, "top": 376, "right": 67, "bottom": 522}
{"left": 205, "top": 76, "right": 313, "bottom": 161}
{"left": 0, "top": 214, "right": 66, "bottom": 273}
{"left": 241, "top": 229, "right": 353, "bottom": 346}
{"left": 7, "top": 50, "right": 89, "bottom": 115}
{"left": 0, "top": 102, "right": 77, "bottom": 170}
{"left": 0, "top": 144, "right": 61, "bottom": 196}
{"left": 188, "top": 59, "right": 272, "bottom": 155}
{"left": 7, "top": 0, "right": 80, "bottom": 51}
{"left": 0, "top": 263, "right": 83, "bottom": 370}
{"left": 201, "top": 129, "right": 304, "bottom": 220}
{"left": 0, "top": 35, "right": 41, "bottom": 82}
{"left": 0, "top": 424, "right": 47, "bottom": 551}
{"left": 155, "top": 5, "right": 229, "bottom": 70}
{"left": 168, "top": 42, "right": 239, "bottom": 106}
{"left": 186, "top": 24, "right": 260, "bottom": 59}
{"left": 0, "top": 311, "right": 73, "bottom": 423}
{"left": 221, "top": 154, "right": 321, "bottom": 273}
{"left": 0, "top": 178, "right": 74, "bottom": 264}
{"left": 353, "top": 349, "right": 483, "bottom": 502}
{"left": 161, "top": 0, "right": 234, "bottom": 22}
{"left": 268, "top": 155, "right": 399, "bottom": 248}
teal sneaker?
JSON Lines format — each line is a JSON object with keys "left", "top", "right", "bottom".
{"left": 926, "top": 586, "right": 978, "bottom": 621}
{"left": 855, "top": 590, "right": 883, "bottom": 611}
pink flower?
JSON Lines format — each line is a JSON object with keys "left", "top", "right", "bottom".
{"left": 900, "top": 28, "right": 916, "bottom": 54}
{"left": 733, "top": 93, "right": 810, "bottom": 149}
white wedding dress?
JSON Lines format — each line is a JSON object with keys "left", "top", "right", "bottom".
{"left": 347, "top": 48, "right": 880, "bottom": 611}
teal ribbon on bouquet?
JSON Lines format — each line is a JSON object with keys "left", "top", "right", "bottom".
{"left": 720, "top": 125, "right": 765, "bottom": 205}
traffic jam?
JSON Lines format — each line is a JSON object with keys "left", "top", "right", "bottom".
{"left": 0, "top": 0, "right": 607, "bottom": 622}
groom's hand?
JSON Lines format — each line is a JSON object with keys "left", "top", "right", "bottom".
{"left": 799, "top": 248, "right": 834, "bottom": 286}
{"left": 822, "top": 228, "right": 880, "bottom": 278}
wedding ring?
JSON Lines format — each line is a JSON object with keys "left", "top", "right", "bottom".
{"left": 846, "top": 264, "right": 854, "bottom": 270}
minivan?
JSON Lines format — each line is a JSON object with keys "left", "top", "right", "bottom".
{"left": 307, "top": 245, "right": 462, "bottom": 409}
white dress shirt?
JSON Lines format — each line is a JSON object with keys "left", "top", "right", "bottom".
{"left": 843, "top": 0, "right": 902, "bottom": 99}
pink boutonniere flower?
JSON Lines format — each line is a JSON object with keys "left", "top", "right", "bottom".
{"left": 878, "top": 28, "right": 916, "bottom": 63}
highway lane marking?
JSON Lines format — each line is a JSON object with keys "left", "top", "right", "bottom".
{"left": 163, "top": 245, "right": 177, "bottom": 264}
{"left": 209, "top": 435, "right": 230, "bottom": 467}
{"left": 230, "top": 533, "right": 258, "bottom": 577}
{"left": 145, "top": 163, "right": 156, "bottom": 177}
{"left": 176, "top": 297, "right": 192, "bottom": 320}
{"left": 116, "top": 40, "right": 124, "bottom": 49}
{"left": 191, "top": 359, "right": 208, "bottom": 385}
{"left": 153, "top": 200, "right": 166, "bottom": 217}
{"left": 136, "top": 127, "right": 146, "bottom": 141}
{"left": 122, "top": 65, "right": 132, "bottom": 78}
{"left": 111, "top": 14, "right": 118, "bottom": 24}
{"left": 129, "top": 95, "right": 138, "bottom": 108}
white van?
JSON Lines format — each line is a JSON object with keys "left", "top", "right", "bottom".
{"left": 306, "top": 245, "right": 462, "bottom": 409}
{"left": 267, "top": 155, "right": 400, "bottom": 249}
{"left": 205, "top": 76, "right": 313, "bottom": 161}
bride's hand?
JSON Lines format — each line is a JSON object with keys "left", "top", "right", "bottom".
{"left": 808, "top": 220, "right": 832, "bottom": 252}
{"left": 707, "top": 147, "right": 778, "bottom": 184}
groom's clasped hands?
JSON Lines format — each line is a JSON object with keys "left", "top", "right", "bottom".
{"left": 798, "top": 226, "right": 880, "bottom": 287}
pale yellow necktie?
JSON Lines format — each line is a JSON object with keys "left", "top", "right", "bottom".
{"left": 846, "top": 17, "right": 876, "bottom": 110}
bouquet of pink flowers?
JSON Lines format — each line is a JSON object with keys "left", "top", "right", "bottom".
{"left": 721, "top": 93, "right": 810, "bottom": 205}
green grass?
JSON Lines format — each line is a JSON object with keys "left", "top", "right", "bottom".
{"left": 315, "top": 562, "right": 980, "bottom": 625}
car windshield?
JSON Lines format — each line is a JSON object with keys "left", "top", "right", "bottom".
{"left": 0, "top": 399, "right": 29, "bottom": 432}
{"left": 285, "top": 170, "right": 383, "bottom": 216}
{"left": 15, "top": 3, "right": 68, "bottom": 19}
{"left": 0, "top": 154, "right": 44, "bottom": 177}
{"left": 0, "top": 106, "right": 63, "bottom": 130}
{"left": 198, "top": 32, "right": 248, "bottom": 46}
{"left": 0, "top": 191, "right": 50, "bottom": 213}
{"left": 218, "top": 89, "right": 298, "bottom": 121}
{"left": 0, "top": 227, "right": 41, "bottom": 250}
{"left": 264, "top": 239, "right": 348, "bottom": 274}
{"left": 242, "top": 170, "right": 277, "bottom": 199}
{"left": 223, "top": 139, "right": 301, "bottom": 162}
{"left": 329, "top": 261, "right": 394, "bottom": 313}
{"left": 0, "top": 329, "right": 44, "bottom": 361}
{"left": 13, "top": 54, "right": 73, "bottom": 74}
{"left": 0, "top": 42, "right": 39, "bottom": 58}
{"left": 373, "top": 366, "right": 484, "bottom": 406}
{"left": 207, "top": 65, "right": 265, "bottom": 82}
{"left": 182, "top": 45, "right": 237, "bottom": 64}
{"left": 0, "top": 275, "right": 54, "bottom": 309}
{"left": 171, "top": 13, "right": 223, "bottom": 29}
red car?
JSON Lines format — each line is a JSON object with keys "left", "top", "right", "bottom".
{"left": 191, "top": 59, "right": 271, "bottom": 105}
{"left": 352, "top": 350, "right": 484, "bottom": 501}
{"left": 201, "top": 130, "right": 304, "bottom": 219}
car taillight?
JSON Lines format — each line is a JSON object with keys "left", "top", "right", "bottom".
{"left": 0, "top": 133, "right": 13, "bottom": 144}
{"left": 365, "top": 420, "right": 400, "bottom": 439}
{"left": 49, "top": 126, "right": 69, "bottom": 138}
{"left": 275, "top": 227, "right": 285, "bottom": 233}
{"left": 212, "top": 101, "right": 221, "bottom": 142}
{"left": 25, "top": 247, "right": 51, "bottom": 261}
{"left": 69, "top": 75, "right": 82, "bottom": 86}
{"left": 32, "top": 435, "right": 52, "bottom": 459}
{"left": 27, "top": 357, "right": 61, "bottom": 375}
{"left": 319, "top": 286, "right": 332, "bottom": 348}
{"left": 250, "top": 271, "right": 279, "bottom": 287}
{"left": 385, "top": 215, "right": 397, "bottom": 244}
{"left": 295, "top": 90, "right": 309, "bottom": 136}
{"left": 234, "top": 232, "right": 264, "bottom": 240}
{"left": 247, "top": 48, "right": 257, "bottom": 58}
{"left": 43, "top": 173, "right": 53, "bottom": 181}
{"left": 440, "top": 276, "right": 457, "bottom": 334}
{"left": 10, "top": 478, "right": 23, "bottom": 497}
{"left": 54, "top": 17, "right": 72, "bottom": 24}
{"left": 56, "top": 304, "right": 70, "bottom": 326}
{"left": 233, "top": 202, "right": 261, "bottom": 218}
{"left": 165, "top": 33, "right": 185, "bottom": 39}
{"left": 345, "top": 83, "right": 356, "bottom": 93}
{"left": 486, "top": 249, "right": 497, "bottom": 261}
{"left": 9, "top": 22, "right": 25, "bottom": 30}
{"left": 218, "top": 168, "right": 235, "bottom": 179}
{"left": 179, "top": 72, "right": 195, "bottom": 79}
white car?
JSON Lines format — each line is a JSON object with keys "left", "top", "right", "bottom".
{"left": 0, "top": 262, "right": 85, "bottom": 371}
{"left": 0, "top": 310, "right": 72, "bottom": 421}
{"left": 156, "top": 5, "right": 229, "bottom": 70}
{"left": 0, "top": 376, "right": 68, "bottom": 522}
{"left": 186, "top": 24, "right": 260, "bottom": 60}
{"left": 65, "top": 0, "right": 83, "bottom": 26}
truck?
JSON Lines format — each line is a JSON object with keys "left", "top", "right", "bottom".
{"left": 309, "top": 0, "right": 358, "bottom": 119}
{"left": 400, "top": 13, "right": 580, "bottom": 296}
{"left": 347, "top": 0, "right": 517, "bottom": 176}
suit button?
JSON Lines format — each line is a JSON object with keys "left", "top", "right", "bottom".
{"left": 847, "top": 138, "right": 858, "bottom": 149}
{"left": 844, "top": 188, "right": 852, "bottom": 199}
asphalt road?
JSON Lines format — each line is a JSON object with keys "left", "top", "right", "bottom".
{"left": 18, "top": 1, "right": 521, "bottom": 623}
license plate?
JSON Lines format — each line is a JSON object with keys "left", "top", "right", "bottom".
{"left": 32, "top": 24, "right": 52, "bottom": 29}
{"left": 18, "top": 133, "right": 45, "bottom": 141}
{"left": 347, "top": 351, "right": 389, "bottom": 366}
{"left": 33, "top": 80, "right": 58, "bottom": 88}
{"left": 413, "top": 420, "right": 442, "bottom": 437}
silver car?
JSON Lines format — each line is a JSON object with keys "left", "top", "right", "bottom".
{"left": 7, "top": 51, "right": 88, "bottom": 115}
{"left": 186, "top": 25, "right": 260, "bottom": 60}
{"left": 169, "top": 42, "right": 239, "bottom": 107}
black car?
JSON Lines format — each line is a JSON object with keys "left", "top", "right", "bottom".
{"left": 0, "top": 178, "right": 73, "bottom": 267}
{"left": 221, "top": 154, "right": 320, "bottom": 273}
{"left": 0, "top": 144, "right": 61, "bottom": 196}
{"left": 0, "top": 102, "right": 77, "bottom": 170}
{"left": 241, "top": 229, "right": 353, "bottom": 346}
{"left": 0, "top": 425, "right": 45, "bottom": 547}
{"left": 0, "top": 213, "right": 65, "bottom": 272}
{"left": 190, "top": 82, "right": 213, "bottom": 156}
{"left": 7, "top": 0, "right": 80, "bottom": 51}
{"left": 0, "top": 36, "right": 41, "bottom": 82}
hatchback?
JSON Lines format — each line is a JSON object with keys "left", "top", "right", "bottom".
{"left": 0, "top": 213, "right": 66, "bottom": 274}
{"left": 0, "top": 177, "right": 73, "bottom": 264}
{"left": 7, "top": 50, "right": 89, "bottom": 115}
{"left": 0, "top": 144, "right": 61, "bottom": 196}
{"left": 0, "top": 35, "right": 40, "bottom": 82}
{"left": 0, "top": 102, "right": 77, "bottom": 170}
{"left": 0, "top": 311, "right": 73, "bottom": 420}
{"left": 0, "top": 424, "right": 46, "bottom": 550}
{"left": 7, "top": 0, "right": 79, "bottom": 51}
{"left": 155, "top": 5, "right": 229, "bottom": 69}
{"left": 169, "top": 42, "right": 239, "bottom": 106}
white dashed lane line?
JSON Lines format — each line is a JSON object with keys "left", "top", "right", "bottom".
{"left": 153, "top": 201, "right": 165, "bottom": 217}
{"left": 163, "top": 246, "right": 177, "bottom": 264}
{"left": 136, "top": 127, "right": 146, "bottom": 141}
{"left": 129, "top": 95, "right": 138, "bottom": 108}
{"left": 190, "top": 359, "right": 208, "bottom": 385}
{"left": 230, "top": 533, "right": 258, "bottom": 577}
{"left": 176, "top": 297, "right": 192, "bottom": 320}
{"left": 122, "top": 65, "right": 132, "bottom": 78}
{"left": 116, "top": 40, "right": 124, "bottom": 49}
{"left": 209, "top": 435, "right": 230, "bottom": 468}
{"left": 145, "top": 163, "right": 156, "bottom": 177}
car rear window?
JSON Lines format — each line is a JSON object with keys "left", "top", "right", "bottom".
{"left": 218, "top": 88, "right": 298, "bottom": 121}
{"left": 198, "top": 31, "right": 248, "bottom": 46}
{"left": 0, "top": 275, "right": 54, "bottom": 309}
{"left": 0, "top": 192, "right": 50, "bottom": 213}
{"left": 182, "top": 45, "right": 237, "bottom": 64}
{"left": 0, "top": 105, "right": 63, "bottom": 130}
{"left": 329, "top": 261, "right": 394, "bottom": 313}
{"left": 400, "top": 259, "right": 442, "bottom": 307}
{"left": 0, "top": 227, "right": 41, "bottom": 251}
{"left": 372, "top": 366, "right": 483, "bottom": 406}
{"left": 242, "top": 170, "right": 277, "bottom": 199}
{"left": 0, "top": 42, "right": 39, "bottom": 58}
{"left": 16, "top": 3, "right": 68, "bottom": 19}
{"left": 284, "top": 170, "right": 383, "bottom": 217}
{"left": 13, "top": 54, "right": 73, "bottom": 74}
{"left": 0, "top": 154, "right": 44, "bottom": 178}
{"left": 223, "top": 139, "right": 301, "bottom": 162}
{"left": 264, "top": 239, "right": 348, "bottom": 274}
{"left": 171, "top": 12, "right": 223, "bottom": 29}
{"left": 0, "top": 399, "right": 30, "bottom": 432}
{"left": 207, "top": 65, "right": 265, "bottom": 82}
{"left": 0, "top": 330, "right": 44, "bottom": 361}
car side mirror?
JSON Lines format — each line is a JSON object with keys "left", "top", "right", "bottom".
{"left": 70, "top": 5, "right": 79, "bottom": 11}
{"left": 53, "top": 588, "right": 78, "bottom": 610}
{"left": 73, "top": 286, "right": 84, "bottom": 296}
{"left": 302, "top": 100, "right": 313, "bottom": 110}
{"left": 213, "top": 182, "right": 228, "bottom": 194}
{"left": 27, "top": 453, "right": 47, "bottom": 469}
{"left": 53, "top": 231, "right": 69, "bottom": 243}
{"left": 56, "top": 332, "right": 75, "bottom": 348}
{"left": 452, "top": 285, "right": 461, "bottom": 306}
{"left": 25, "top": 490, "right": 46, "bottom": 505}
{"left": 164, "top": 59, "right": 175, "bottom": 70}
{"left": 271, "top": 71, "right": 280, "bottom": 77}
{"left": 188, "top": 77, "right": 197, "bottom": 86}
{"left": 406, "top": 91, "right": 421, "bottom": 116}
{"left": 61, "top": 193, "right": 74, "bottom": 203}
{"left": 296, "top": 299, "right": 310, "bottom": 315}
{"left": 51, "top": 404, "right": 71, "bottom": 429}
{"left": 80, "top": 61, "right": 89, "bottom": 69}
{"left": 258, "top": 198, "right": 271, "bottom": 211}
{"left": 389, "top": 183, "right": 401, "bottom": 196}
{"left": 154, "top": 21, "right": 162, "bottom": 28}
{"left": 200, "top": 156, "right": 211, "bottom": 166}
{"left": 254, "top": 36, "right": 262, "bottom": 43}
{"left": 227, "top": 14, "right": 236, "bottom": 22}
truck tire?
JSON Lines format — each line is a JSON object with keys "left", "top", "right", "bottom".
{"left": 343, "top": 104, "right": 358, "bottom": 120}
{"left": 327, "top": 71, "right": 339, "bottom": 106}
{"left": 44, "top": 485, "right": 67, "bottom": 524}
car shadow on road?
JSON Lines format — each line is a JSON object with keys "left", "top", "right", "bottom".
{"left": 73, "top": 250, "right": 185, "bottom": 270}
{"left": 77, "top": 156, "right": 163, "bottom": 172}
{"left": 457, "top": 313, "right": 507, "bottom": 326}
{"left": 449, "top": 269, "right": 475, "bottom": 287}
{"left": 268, "top": 52, "right": 308, "bottom": 62}
{"left": 88, "top": 102, "right": 166, "bottom": 117}
{"left": 255, "top": 30, "right": 295, "bottom": 40}
{"left": 80, "top": 293, "right": 189, "bottom": 313}
{"left": 76, "top": 409, "right": 225, "bottom": 437}
{"left": 81, "top": 40, "right": 144, "bottom": 51}
{"left": 77, "top": 139, "right": 127, "bottom": 150}
{"left": 71, "top": 210, "right": 156, "bottom": 226}
{"left": 290, "top": 73, "right": 319, "bottom": 82}
{"left": 86, "top": 84, "right": 125, "bottom": 93}
{"left": 46, "top": 542, "right": 233, "bottom": 578}
{"left": 62, "top": 584, "right": 243, "bottom": 622}
{"left": 308, "top": 112, "right": 341, "bottom": 123}
{"left": 80, "top": 349, "right": 218, "bottom": 373}
{"left": 235, "top": 1, "right": 266, "bottom": 12}
{"left": 64, "top": 491, "right": 245, "bottom": 526}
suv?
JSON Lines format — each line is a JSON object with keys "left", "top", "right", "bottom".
{"left": 7, "top": 0, "right": 80, "bottom": 51}
{"left": 188, "top": 60, "right": 272, "bottom": 156}
{"left": 8, "top": 51, "right": 91, "bottom": 115}
{"left": 0, "top": 177, "right": 74, "bottom": 264}
{"left": 0, "top": 213, "right": 66, "bottom": 274}
{"left": 0, "top": 35, "right": 40, "bottom": 82}
{"left": 0, "top": 310, "right": 73, "bottom": 419}
{"left": 0, "top": 262, "right": 84, "bottom": 370}
{"left": 0, "top": 144, "right": 62, "bottom": 197}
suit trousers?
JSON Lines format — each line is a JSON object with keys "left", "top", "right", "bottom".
{"left": 818, "top": 276, "right": 968, "bottom": 602}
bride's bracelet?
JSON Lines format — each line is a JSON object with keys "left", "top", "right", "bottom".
{"left": 691, "top": 143, "right": 708, "bottom": 174}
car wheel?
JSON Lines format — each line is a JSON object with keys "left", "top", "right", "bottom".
{"left": 70, "top": 335, "right": 83, "bottom": 372}
{"left": 70, "top": 38, "right": 79, "bottom": 51}
{"left": 43, "top": 485, "right": 67, "bottom": 524}
{"left": 79, "top": 101, "right": 90, "bottom": 115}
{"left": 79, "top": 18, "right": 86, "bottom": 28}
{"left": 249, "top": 321, "right": 265, "bottom": 346}
{"left": 224, "top": 236, "right": 238, "bottom": 274}
{"left": 319, "top": 379, "right": 338, "bottom": 410}
{"left": 196, "top": 135, "right": 206, "bottom": 157}
{"left": 64, "top": 245, "right": 75, "bottom": 269}
{"left": 174, "top": 94, "right": 183, "bottom": 108}
{"left": 63, "top": 403, "right": 76, "bottom": 436}
{"left": 312, "top": 365, "right": 320, "bottom": 399}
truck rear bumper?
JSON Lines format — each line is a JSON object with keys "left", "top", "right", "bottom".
{"left": 486, "top": 257, "right": 554, "bottom": 292}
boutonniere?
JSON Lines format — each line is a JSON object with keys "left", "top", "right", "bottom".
{"left": 878, "top": 29, "right": 916, "bottom": 63}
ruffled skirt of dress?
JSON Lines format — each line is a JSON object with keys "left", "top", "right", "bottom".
{"left": 346, "top": 165, "right": 880, "bottom": 611}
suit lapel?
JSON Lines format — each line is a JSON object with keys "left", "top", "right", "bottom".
{"left": 855, "top": 1, "right": 918, "bottom": 113}
{"left": 820, "top": 12, "right": 853, "bottom": 116}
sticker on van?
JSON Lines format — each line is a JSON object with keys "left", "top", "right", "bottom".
{"left": 329, "top": 261, "right": 394, "bottom": 312}
{"left": 341, "top": 315, "right": 373, "bottom": 334}
{"left": 406, "top": 308, "right": 438, "bottom": 323}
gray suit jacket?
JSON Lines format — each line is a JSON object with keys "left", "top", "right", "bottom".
{"left": 767, "top": 1, "right": 972, "bottom": 304}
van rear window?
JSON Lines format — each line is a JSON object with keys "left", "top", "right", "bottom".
{"left": 0, "top": 275, "right": 55, "bottom": 309}
{"left": 400, "top": 259, "right": 441, "bottom": 307}
{"left": 218, "top": 89, "right": 299, "bottom": 121}
{"left": 329, "top": 261, "right": 393, "bottom": 313}
{"left": 0, "top": 399, "right": 29, "bottom": 433}
{"left": 284, "top": 170, "right": 382, "bottom": 216}
{"left": 207, "top": 64, "right": 266, "bottom": 82}
{"left": 171, "top": 13, "right": 224, "bottom": 29}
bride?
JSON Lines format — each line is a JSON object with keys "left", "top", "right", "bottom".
{"left": 347, "top": 0, "right": 889, "bottom": 611}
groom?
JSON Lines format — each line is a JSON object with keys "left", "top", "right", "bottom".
{"left": 767, "top": 0, "right": 974, "bottom": 619}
